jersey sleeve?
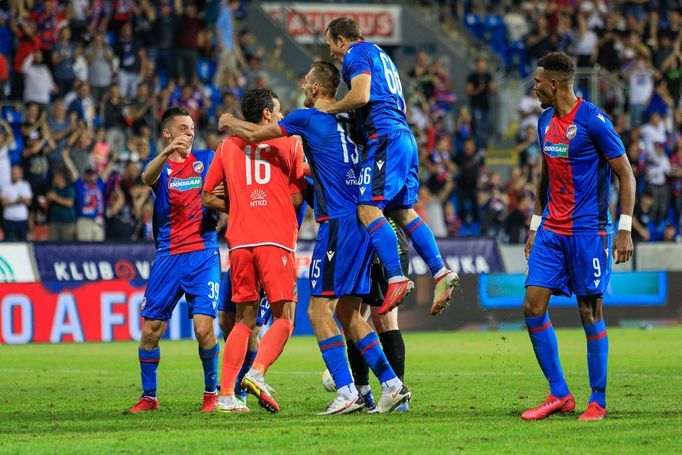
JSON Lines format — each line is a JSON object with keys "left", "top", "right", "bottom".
{"left": 279, "top": 109, "right": 311, "bottom": 137}
{"left": 344, "top": 47, "right": 371, "bottom": 81}
{"left": 288, "top": 137, "right": 307, "bottom": 194}
{"left": 203, "top": 142, "right": 225, "bottom": 193}
{"left": 588, "top": 111, "right": 625, "bottom": 160}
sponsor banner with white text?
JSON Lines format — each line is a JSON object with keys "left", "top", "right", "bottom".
{"left": 262, "top": 3, "right": 402, "bottom": 44}
{"left": 0, "top": 243, "right": 38, "bottom": 283}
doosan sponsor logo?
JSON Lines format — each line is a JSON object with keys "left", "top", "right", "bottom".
{"left": 544, "top": 142, "right": 568, "bottom": 158}
{"left": 169, "top": 177, "right": 202, "bottom": 190}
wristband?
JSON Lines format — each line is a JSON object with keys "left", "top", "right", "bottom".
{"left": 619, "top": 214, "right": 632, "bottom": 232}
{"left": 529, "top": 214, "right": 542, "bottom": 231}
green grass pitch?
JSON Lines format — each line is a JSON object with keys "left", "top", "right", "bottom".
{"left": 1, "top": 328, "right": 681, "bottom": 454}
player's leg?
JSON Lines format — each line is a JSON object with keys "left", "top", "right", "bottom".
{"left": 217, "top": 248, "right": 259, "bottom": 413}
{"left": 336, "top": 296, "right": 410, "bottom": 413}
{"left": 182, "top": 249, "right": 222, "bottom": 412}
{"left": 571, "top": 234, "right": 611, "bottom": 421}
{"left": 309, "top": 296, "right": 363, "bottom": 415}
{"left": 130, "top": 254, "right": 183, "bottom": 412}
{"left": 356, "top": 135, "right": 412, "bottom": 310}
{"left": 521, "top": 230, "right": 574, "bottom": 420}
{"left": 235, "top": 293, "right": 268, "bottom": 404}
{"left": 240, "top": 247, "right": 298, "bottom": 413}
{"left": 217, "top": 269, "right": 236, "bottom": 340}
{"left": 346, "top": 303, "right": 373, "bottom": 407}
{"left": 389, "top": 136, "right": 460, "bottom": 315}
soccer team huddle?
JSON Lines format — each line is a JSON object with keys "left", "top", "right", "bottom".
{"left": 129, "top": 17, "right": 636, "bottom": 421}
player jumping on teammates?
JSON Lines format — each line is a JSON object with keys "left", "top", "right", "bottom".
{"left": 322, "top": 17, "right": 460, "bottom": 316}
{"left": 521, "top": 52, "right": 635, "bottom": 421}
{"left": 221, "top": 62, "right": 411, "bottom": 414}
{"left": 130, "top": 107, "right": 221, "bottom": 413}
{"left": 202, "top": 89, "right": 306, "bottom": 413}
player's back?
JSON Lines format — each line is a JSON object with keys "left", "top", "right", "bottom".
{"left": 279, "top": 108, "right": 359, "bottom": 222}
{"left": 150, "top": 150, "right": 218, "bottom": 256}
{"left": 215, "top": 135, "right": 302, "bottom": 251}
{"left": 342, "top": 41, "right": 410, "bottom": 141}
{"left": 538, "top": 99, "right": 625, "bottom": 235}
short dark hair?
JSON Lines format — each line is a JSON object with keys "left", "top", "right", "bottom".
{"left": 537, "top": 52, "right": 575, "bottom": 81}
{"left": 160, "top": 106, "right": 191, "bottom": 130}
{"left": 326, "top": 17, "right": 363, "bottom": 41}
{"left": 241, "top": 88, "right": 279, "bottom": 123}
{"left": 310, "top": 61, "right": 340, "bottom": 97}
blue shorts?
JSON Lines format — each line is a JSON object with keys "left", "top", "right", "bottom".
{"left": 310, "top": 213, "right": 374, "bottom": 297}
{"left": 358, "top": 130, "right": 419, "bottom": 210}
{"left": 526, "top": 229, "right": 613, "bottom": 297}
{"left": 217, "top": 269, "right": 272, "bottom": 326}
{"left": 142, "top": 249, "right": 220, "bottom": 321}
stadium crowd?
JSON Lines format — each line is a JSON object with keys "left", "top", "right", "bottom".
{"left": 0, "top": 0, "right": 679, "bottom": 244}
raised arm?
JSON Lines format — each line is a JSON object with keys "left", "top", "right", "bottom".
{"left": 141, "top": 135, "right": 192, "bottom": 186}
{"left": 218, "top": 113, "right": 284, "bottom": 142}
{"left": 322, "top": 74, "right": 371, "bottom": 114}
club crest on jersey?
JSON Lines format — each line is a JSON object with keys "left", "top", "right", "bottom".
{"left": 250, "top": 189, "right": 268, "bottom": 207}
{"left": 543, "top": 141, "right": 569, "bottom": 158}
{"left": 566, "top": 124, "right": 577, "bottom": 140}
{"left": 193, "top": 161, "right": 204, "bottom": 173}
{"left": 169, "top": 176, "right": 202, "bottom": 191}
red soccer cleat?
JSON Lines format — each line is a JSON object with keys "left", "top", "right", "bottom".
{"left": 378, "top": 278, "right": 415, "bottom": 315}
{"left": 130, "top": 396, "right": 159, "bottom": 413}
{"left": 201, "top": 392, "right": 218, "bottom": 413}
{"left": 578, "top": 402, "right": 607, "bottom": 421}
{"left": 521, "top": 393, "right": 575, "bottom": 420}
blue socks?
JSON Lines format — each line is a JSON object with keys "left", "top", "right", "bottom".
{"left": 319, "top": 335, "right": 354, "bottom": 390}
{"left": 198, "top": 343, "right": 220, "bottom": 393}
{"left": 405, "top": 216, "right": 445, "bottom": 276}
{"left": 366, "top": 217, "right": 403, "bottom": 279}
{"left": 355, "top": 332, "right": 397, "bottom": 384}
{"left": 525, "top": 314, "right": 570, "bottom": 398}
{"left": 139, "top": 347, "right": 160, "bottom": 398}
{"left": 584, "top": 320, "right": 608, "bottom": 408}
{"left": 236, "top": 350, "right": 257, "bottom": 396}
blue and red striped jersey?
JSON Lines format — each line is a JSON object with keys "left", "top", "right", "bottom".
{"left": 538, "top": 99, "right": 625, "bottom": 235}
{"left": 148, "top": 150, "right": 218, "bottom": 256}
{"left": 342, "top": 41, "right": 410, "bottom": 142}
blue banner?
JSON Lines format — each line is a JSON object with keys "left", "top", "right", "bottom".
{"left": 479, "top": 272, "right": 668, "bottom": 309}
{"left": 409, "top": 238, "right": 504, "bottom": 275}
{"left": 33, "top": 242, "right": 156, "bottom": 283}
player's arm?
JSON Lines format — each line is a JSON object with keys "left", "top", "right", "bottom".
{"left": 525, "top": 154, "right": 548, "bottom": 260}
{"left": 141, "top": 136, "right": 192, "bottom": 186}
{"left": 323, "top": 74, "right": 371, "bottom": 114}
{"left": 608, "top": 154, "right": 636, "bottom": 264}
{"left": 201, "top": 144, "right": 229, "bottom": 213}
{"left": 218, "top": 113, "right": 284, "bottom": 142}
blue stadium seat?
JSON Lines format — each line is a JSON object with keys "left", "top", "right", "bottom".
{"left": 463, "top": 13, "right": 485, "bottom": 41}
{"left": 197, "top": 58, "right": 217, "bottom": 84}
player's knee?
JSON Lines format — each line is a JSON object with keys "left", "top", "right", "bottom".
{"left": 522, "top": 297, "right": 545, "bottom": 317}
{"left": 307, "top": 300, "right": 331, "bottom": 325}
{"left": 357, "top": 205, "right": 381, "bottom": 226}
{"left": 194, "top": 324, "right": 215, "bottom": 345}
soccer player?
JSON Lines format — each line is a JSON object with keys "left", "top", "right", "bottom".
{"left": 130, "top": 106, "right": 221, "bottom": 413}
{"left": 322, "top": 17, "right": 460, "bottom": 316}
{"left": 202, "top": 88, "right": 305, "bottom": 413}
{"left": 521, "top": 52, "right": 635, "bottom": 421}
{"left": 221, "top": 62, "right": 411, "bottom": 414}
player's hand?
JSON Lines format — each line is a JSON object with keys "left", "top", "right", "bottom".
{"left": 163, "top": 135, "right": 192, "bottom": 157}
{"left": 211, "top": 182, "right": 226, "bottom": 198}
{"left": 612, "top": 230, "right": 634, "bottom": 264}
{"left": 218, "top": 113, "right": 236, "bottom": 131}
{"left": 524, "top": 230, "right": 537, "bottom": 261}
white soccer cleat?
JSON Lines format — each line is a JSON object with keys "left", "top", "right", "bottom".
{"left": 431, "top": 270, "right": 461, "bottom": 316}
{"left": 217, "top": 395, "right": 250, "bottom": 413}
{"left": 369, "top": 385, "right": 411, "bottom": 414}
{"left": 317, "top": 393, "right": 365, "bottom": 416}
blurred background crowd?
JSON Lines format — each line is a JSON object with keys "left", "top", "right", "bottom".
{"left": 0, "top": 0, "right": 680, "bottom": 245}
